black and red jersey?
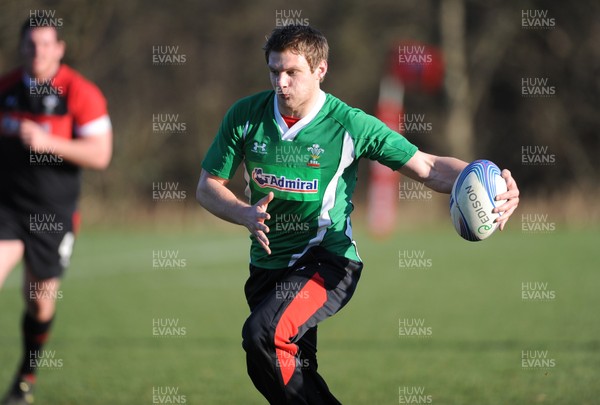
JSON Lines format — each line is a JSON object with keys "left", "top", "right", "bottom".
{"left": 0, "top": 64, "right": 111, "bottom": 215}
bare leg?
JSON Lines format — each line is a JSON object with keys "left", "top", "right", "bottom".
{"left": 0, "top": 240, "right": 25, "bottom": 288}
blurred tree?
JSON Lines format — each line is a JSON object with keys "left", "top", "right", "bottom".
{"left": 441, "top": 0, "right": 474, "bottom": 159}
{"left": 0, "top": 0, "right": 597, "bottom": 219}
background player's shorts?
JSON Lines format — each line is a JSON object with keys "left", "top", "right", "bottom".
{"left": 0, "top": 205, "right": 76, "bottom": 279}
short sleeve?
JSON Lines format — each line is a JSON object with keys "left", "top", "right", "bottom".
{"left": 201, "top": 104, "right": 245, "bottom": 180}
{"left": 350, "top": 110, "right": 418, "bottom": 170}
{"left": 68, "top": 76, "right": 111, "bottom": 137}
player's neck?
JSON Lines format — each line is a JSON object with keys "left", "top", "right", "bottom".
{"left": 26, "top": 64, "right": 61, "bottom": 83}
{"left": 277, "top": 90, "right": 321, "bottom": 119}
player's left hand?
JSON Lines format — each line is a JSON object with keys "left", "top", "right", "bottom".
{"left": 19, "top": 119, "right": 52, "bottom": 151}
{"left": 492, "top": 169, "right": 520, "bottom": 231}
{"left": 243, "top": 191, "right": 274, "bottom": 255}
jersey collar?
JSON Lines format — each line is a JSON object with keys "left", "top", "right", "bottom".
{"left": 274, "top": 90, "right": 326, "bottom": 141}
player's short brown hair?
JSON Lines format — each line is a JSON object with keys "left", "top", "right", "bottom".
{"left": 20, "top": 18, "right": 62, "bottom": 42}
{"left": 263, "top": 25, "right": 329, "bottom": 72}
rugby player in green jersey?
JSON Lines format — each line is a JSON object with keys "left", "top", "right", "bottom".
{"left": 197, "top": 25, "right": 519, "bottom": 404}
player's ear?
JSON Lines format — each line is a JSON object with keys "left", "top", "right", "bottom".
{"left": 316, "top": 59, "right": 328, "bottom": 83}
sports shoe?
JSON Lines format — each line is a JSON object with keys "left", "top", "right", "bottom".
{"left": 1, "top": 376, "right": 35, "bottom": 405}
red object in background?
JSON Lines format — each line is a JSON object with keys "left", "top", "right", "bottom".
{"left": 391, "top": 40, "right": 444, "bottom": 94}
{"left": 367, "top": 41, "right": 444, "bottom": 237}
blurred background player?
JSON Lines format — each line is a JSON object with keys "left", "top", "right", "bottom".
{"left": 0, "top": 19, "right": 112, "bottom": 405}
{"left": 197, "top": 25, "right": 519, "bottom": 404}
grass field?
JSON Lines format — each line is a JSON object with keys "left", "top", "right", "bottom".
{"left": 0, "top": 223, "right": 599, "bottom": 404}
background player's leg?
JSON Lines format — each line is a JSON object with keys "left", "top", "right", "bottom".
{"left": 18, "top": 269, "right": 60, "bottom": 378}
{"left": 4, "top": 215, "right": 72, "bottom": 404}
{"left": 23, "top": 270, "right": 60, "bottom": 321}
{"left": 0, "top": 240, "right": 25, "bottom": 288}
{"left": 1, "top": 248, "right": 58, "bottom": 405}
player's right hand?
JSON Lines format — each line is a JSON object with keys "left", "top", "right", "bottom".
{"left": 243, "top": 192, "right": 274, "bottom": 255}
{"left": 19, "top": 119, "right": 51, "bottom": 150}
{"left": 493, "top": 169, "right": 520, "bottom": 231}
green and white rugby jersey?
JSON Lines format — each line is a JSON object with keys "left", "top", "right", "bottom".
{"left": 202, "top": 90, "right": 418, "bottom": 269}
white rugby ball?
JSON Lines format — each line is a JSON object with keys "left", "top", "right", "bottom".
{"left": 450, "top": 160, "right": 507, "bottom": 241}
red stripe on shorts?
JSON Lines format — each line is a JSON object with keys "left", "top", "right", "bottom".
{"left": 274, "top": 272, "right": 326, "bottom": 385}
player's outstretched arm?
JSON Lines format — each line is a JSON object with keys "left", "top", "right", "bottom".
{"left": 196, "top": 170, "right": 273, "bottom": 254}
{"left": 399, "top": 151, "right": 467, "bottom": 194}
{"left": 400, "top": 151, "right": 520, "bottom": 230}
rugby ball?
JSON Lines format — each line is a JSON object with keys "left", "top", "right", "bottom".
{"left": 450, "top": 160, "right": 507, "bottom": 241}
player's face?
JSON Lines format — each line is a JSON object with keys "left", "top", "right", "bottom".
{"left": 268, "top": 50, "right": 327, "bottom": 118}
{"left": 20, "top": 27, "right": 65, "bottom": 80}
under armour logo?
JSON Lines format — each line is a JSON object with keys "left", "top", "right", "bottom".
{"left": 251, "top": 142, "right": 268, "bottom": 154}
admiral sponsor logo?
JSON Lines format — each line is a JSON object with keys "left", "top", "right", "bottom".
{"left": 252, "top": 168, "right": 318, "bottom": 193}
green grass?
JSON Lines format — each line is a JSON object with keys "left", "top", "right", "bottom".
{"left": 1, "top": 225, "right": 599, "bottom": 404}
